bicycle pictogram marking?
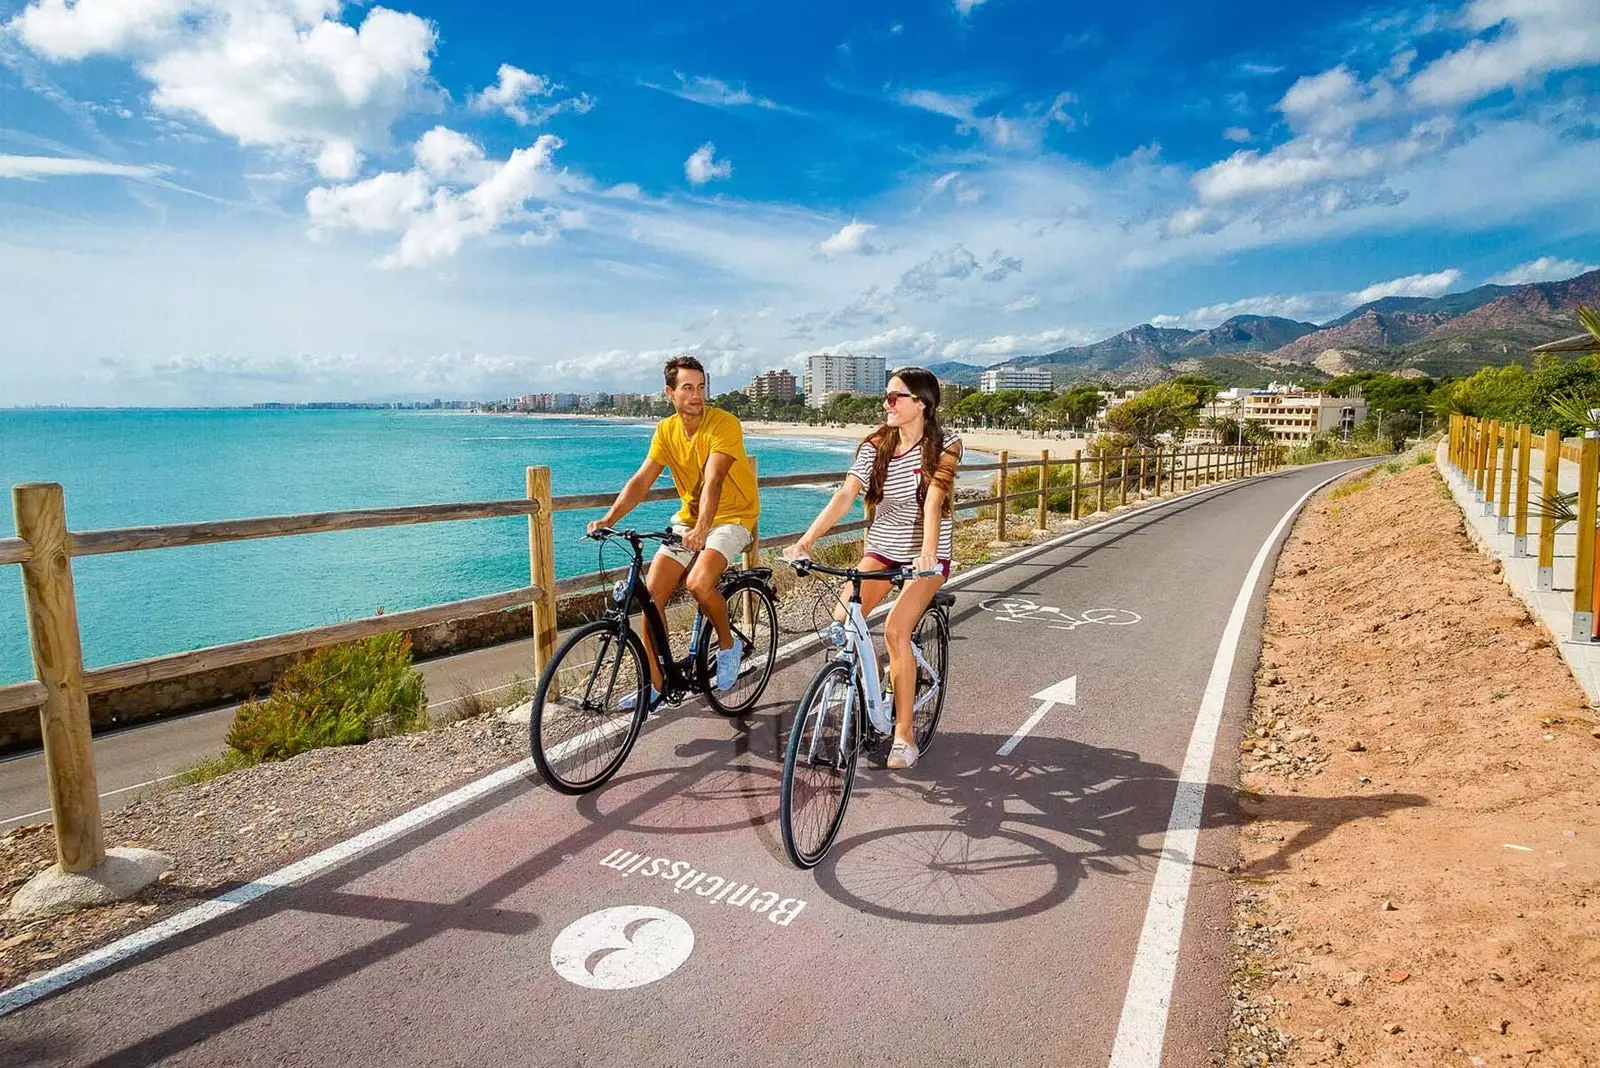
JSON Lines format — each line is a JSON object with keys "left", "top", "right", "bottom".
{"left": 977, "top": 597, "right": 1141, "bottom": 631}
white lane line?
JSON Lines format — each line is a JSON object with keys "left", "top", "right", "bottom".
{"left": 1106, "top": 464, "right": 1368, "bottom": 1068}
{"left": 2, "top": 774, "right": 183, "bottom": 827}
{"left": 0, "top": 463, "right": 1345, "bottom": 1019}
{"left": 0, "top": 716, "right": 628, "bottom": 1018}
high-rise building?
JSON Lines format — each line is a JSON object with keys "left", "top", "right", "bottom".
{"left": 747, "top": 369, "right": 798, "bottom": 402}
{"left": 803, "top": 354, "right": 887, "bottom": 408}
{"left": 978, "top": 366, "right": 1054, "bottom": 393}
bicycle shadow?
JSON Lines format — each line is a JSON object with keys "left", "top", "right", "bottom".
{"left": 806, "top": 729, "right": 1425, "bottom": 926}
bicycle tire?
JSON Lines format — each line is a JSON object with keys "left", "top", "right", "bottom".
{"left": 779, "top": 661, "right": 861, "bottom": 869}
{"left": 910, "top": 605, "right": 950, "bottom": 753}
{"left": 530, "top": 620, "right": 649, "bottom": 795}
{"left": 695, "top": 579, "right": 779, "bottom": 717}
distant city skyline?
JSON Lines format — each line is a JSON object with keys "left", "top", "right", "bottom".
{"left": 2, "top": 0, "right": 1597, "bottom": 406}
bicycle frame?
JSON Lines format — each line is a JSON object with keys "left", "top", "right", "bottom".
{"left": 600, "top": 533, "right": 705, "bottom": 700}
{"left": 819, "top": 574, "right": 943, "bottom": 754}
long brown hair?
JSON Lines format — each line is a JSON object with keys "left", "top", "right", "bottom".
{"left": 858, "top": 367, "right": 956, "bottom": 515}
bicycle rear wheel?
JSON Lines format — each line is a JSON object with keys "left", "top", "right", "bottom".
{"left": 696, "top": 580, "right": 779, "bottom": 716}
{"left": 530, "top": 621, "right": 649, "bottom": 795}
{"left": 779, "top": 661, "right": 860, "bottom": 869}
{"left": 910, "top": 605, "right": 950, "bottom": 753}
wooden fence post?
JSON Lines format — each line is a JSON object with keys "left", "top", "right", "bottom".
{"left": 1573, "top": 436, "right": 1600, "bottom": 641}
{"left": 527, "top": 466, "right": 559, "bottom": 685}
{"left": 1169, "top": 447, "right": 1179, "bottom": 494}
{"left": 743, "top": 456, "right": 761, "bottom": 569}
{"left": 13, "top": 483, "right": 104, "bottom": 873}
{"left": 1138, "top": 450, "right": 1149, "bottom": 499}
{"left": 1538, "top": 429, "right": 1561, "bottom": 590}
{"left": 1096, "top": 451, "right": 1107, "bottom": 513}
{"left": 1483, "top": 421, "right": 1501, "bottom": 516}
{"left": 995, "top": 450, "right": 1009, "bottom": 542}
{"left": 1514, "top": 424, "right": 1532, "bottom": 556}
{"left": 1071, "top": 450, "right": 1083, "bottom": 521}
{"left": 1476, "top": 418, "right": 1492, "bottom": 499}
{"left": 1118, "top": 449, "right": 1130, "bottom": 507}
{"left": 1497, "top": 426, "right": 1514, "bottom": 533}
{"left": 1037, "top": 450, "right": 1049, "bottom": 533}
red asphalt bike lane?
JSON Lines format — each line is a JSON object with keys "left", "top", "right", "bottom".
{"left": 0, "top": 461, "right": 1369, "bottom": 1068}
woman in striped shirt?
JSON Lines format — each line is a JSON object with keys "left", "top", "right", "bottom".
{"left": 784, "top": 367, "right": 963, "bottom": 769}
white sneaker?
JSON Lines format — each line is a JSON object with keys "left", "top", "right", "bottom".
{"left": 886, "top": 739, "right": 920, "bottom": 769}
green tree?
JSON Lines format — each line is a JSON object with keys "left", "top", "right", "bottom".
{"left": 1103, "top": 383, "right": 1204, "bottom": 446}
{"left": 1167, "top": 375, "right": 1221, "bottom": 408}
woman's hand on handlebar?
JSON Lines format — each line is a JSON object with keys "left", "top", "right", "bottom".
{"left": 913, "top": 553, "right": 941, "bottom": 578}
{"left": 782, "top": 540, "right": 812, "bottom": 563}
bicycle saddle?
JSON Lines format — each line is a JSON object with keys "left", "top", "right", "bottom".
{"left": 933, "top": 591, "right": 956, "bottom": 607}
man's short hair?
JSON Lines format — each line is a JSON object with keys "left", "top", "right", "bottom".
{"left": 664, "top": 355, "right": 706, "bottom": 389}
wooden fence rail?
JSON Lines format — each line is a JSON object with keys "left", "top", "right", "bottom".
{"left": 3, "top": 441, "right": 1279, "bottom": 877}
{"left": 1446, "top": 416, "right": 1600, "bottom": 639}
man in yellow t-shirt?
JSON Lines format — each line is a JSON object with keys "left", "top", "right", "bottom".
{"left": 589, "top": 356, "right": 761, "bottom": 702}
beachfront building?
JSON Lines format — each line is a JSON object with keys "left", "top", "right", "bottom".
{"left": 979, "top": 366, "right": 1053, "bottom": 393}
{"left": 804, "top": 353, "right": 887, "bottom": 408}
{"left": 747, "top": 369, "right": 797, "bottom": 403}
{"left": 1239, "top": 386, "right": 1365, "bottom": 444}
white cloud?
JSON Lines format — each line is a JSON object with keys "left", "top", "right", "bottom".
{"left": 895, "top": 244, "right": 1022, "bottom": 297}
{"left": 1409, "top": 0, "right": 1600, "bottom": 107}
{"left": 1489, "top": 256, "right": 1599, "bottom": 285}
{"left": 899, "top": 88, "right": 1073, "bottom": 152}
{"left": 306, "top": 129, "right": 567, "bottom": 267}
{"left": 1349, "top": 269, "right": 1463, "bottom": 304}
{"left": 1223, "top": 127, "right": 1253, "bottom": 143}
{"left": 684, "top": 141, "right": 732, "bottom": 185}
{"left": 0, "top": 153, "right": 161, "bottom": 179}
{"left": 1148, "top": 293, "right": 1324, "bottom": 329}
{"left": 1001, "top": 295, "right": 1039, "bottom": 313}
{"left": 648, "top": 73, "right": 782, "bottom": 111}
{"left": 954, "top": 0, "right": 990, "bottom": 14}
{"left": 819, "top": 219, "right": 880, "bottom": 256}
{"left": 10, "top": 0, "right": 438, "bottom": 177}
{"left": 470, "top": 63, "right": 592, "bottom": 126}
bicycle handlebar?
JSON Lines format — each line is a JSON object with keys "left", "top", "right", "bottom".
{"left": 779, "top": 556, "right": 939, "bottom": 582}
{"left": 583, "top": 526, "right": 683, "bottom": 547}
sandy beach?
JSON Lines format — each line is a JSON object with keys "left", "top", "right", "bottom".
{"left": 743, "top": 420, "right": 1089, "bottom": 459}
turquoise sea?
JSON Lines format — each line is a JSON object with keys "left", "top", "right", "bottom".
{"left": 0, "top": 410, "right": 863, "bottom": 685}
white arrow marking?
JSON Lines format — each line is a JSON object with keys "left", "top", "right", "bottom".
{"left": 996, "top": 676, "right": 1077, "bottom": 756}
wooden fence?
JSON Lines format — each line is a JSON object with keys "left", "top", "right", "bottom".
{"left": 1, "top": 442, "right": 1278, "bottom": 875}
{"left": 1446, "top": 413, "right": 1598, "bottom": 640}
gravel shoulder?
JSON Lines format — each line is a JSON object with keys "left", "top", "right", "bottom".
{"left": 1228, "top": 457, "right": 1600, "bottom": 1066}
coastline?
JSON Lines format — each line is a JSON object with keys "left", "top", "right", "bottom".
{"left": 743, "top": 420, "right": 1089, "bottom": 460}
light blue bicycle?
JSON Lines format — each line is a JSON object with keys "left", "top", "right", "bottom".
{"left": 777, "top": 557, "right": 953, "bottom": 868}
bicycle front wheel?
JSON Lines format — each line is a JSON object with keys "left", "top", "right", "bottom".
{"left": 696, "top": 580, "right": 779, "bottom": 716}
{"left": 779, "top": 661, "right": 861, "bottom": 869}
{"left": 530, "top": 621, "right": 649, "bottom": 795}
{"left": 910, "top": 605, "right": 950, "bottom": 753}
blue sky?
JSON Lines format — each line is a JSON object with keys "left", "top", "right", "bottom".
{"left": 2, "top": 0, "right": 1599, "bottom": 405}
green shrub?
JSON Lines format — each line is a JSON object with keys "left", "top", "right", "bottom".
{"left": 226, "top": 633, "right": 427, "bottom": 763}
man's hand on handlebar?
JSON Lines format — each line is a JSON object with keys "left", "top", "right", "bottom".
{"left": 682, "top": 525, "right": 709, "bottom": 552}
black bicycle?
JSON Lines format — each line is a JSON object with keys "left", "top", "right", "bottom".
{"left": 777, "top": 558, "right": 953, "bottom": 868}
{"left": 529, "top": 527, "right": 780, "bottom": 794}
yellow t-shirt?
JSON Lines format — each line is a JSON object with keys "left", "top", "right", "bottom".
{"left": 647, "top": 407, "right": 761, "bottom": 535}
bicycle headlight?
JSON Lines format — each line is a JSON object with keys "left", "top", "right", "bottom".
{"left": 611, "top": 580, "right": 629, "bottom": 604}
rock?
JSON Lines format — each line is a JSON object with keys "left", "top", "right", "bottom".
{"left": 1387, "top": 969, "right": 1410, "bottom": 983}
{"left": 1382, "top": 900, "right": 1398, "bottom": 911}
{"left": 1385, "top": 1023, "right": 1404, "bottom": 1035}
{"left": 1333, "top": 994, "right": 1352, "bottom": 1006}
{"left": 1346, "top": 740, "right": 1366, "bottom": 752}
{"left": 1312, "top": 1028, "right": 1325, "bottom": 1041}
{"left": 5, "top": 848, "right": 174, "bottom": 918}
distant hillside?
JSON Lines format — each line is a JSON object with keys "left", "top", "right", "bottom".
{"left": 923, "top": 361, "right": 983, "bottom": 385}
{"left": 981, "top": 268, "right": 1600, "bottom": 388}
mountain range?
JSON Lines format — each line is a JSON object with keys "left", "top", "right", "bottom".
{"left": 937, "top": 268, "right": 1600, "bottom": 388}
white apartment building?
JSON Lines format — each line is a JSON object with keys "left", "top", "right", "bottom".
{"left": 803, "top": 354, "right": 887, "bottom": 408}
{"left": 1239, "top": 388, "right": 1366, "bottom": 443}
{"left": 979, "top": 366, "right": 1054, "bottom": 393}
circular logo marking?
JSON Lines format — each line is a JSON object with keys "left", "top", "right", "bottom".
{"left": 549, "top": 906, "right": 694, "bottom": 990}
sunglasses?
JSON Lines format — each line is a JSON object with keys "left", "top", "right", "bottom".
{"left": 883, "top": 390, "right": 917, "bottom": 406}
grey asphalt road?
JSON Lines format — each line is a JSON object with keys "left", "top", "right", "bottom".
{"left": 0, "top": 459, "right": 1369, "bottom": 1068}
{"left": 0, "top": 638, "right": 544, "bottom": 829}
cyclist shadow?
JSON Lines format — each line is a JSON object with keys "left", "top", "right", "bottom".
{"left": 807, "top": 729, "right": 1175, "bottom": 925}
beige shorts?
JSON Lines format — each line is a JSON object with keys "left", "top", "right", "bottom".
{"left": 655, "top": 522, "right": 752, "bottom": 568}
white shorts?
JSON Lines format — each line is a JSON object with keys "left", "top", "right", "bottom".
{"left": 655, "top": 522, "right": 752, "bottom": 568}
